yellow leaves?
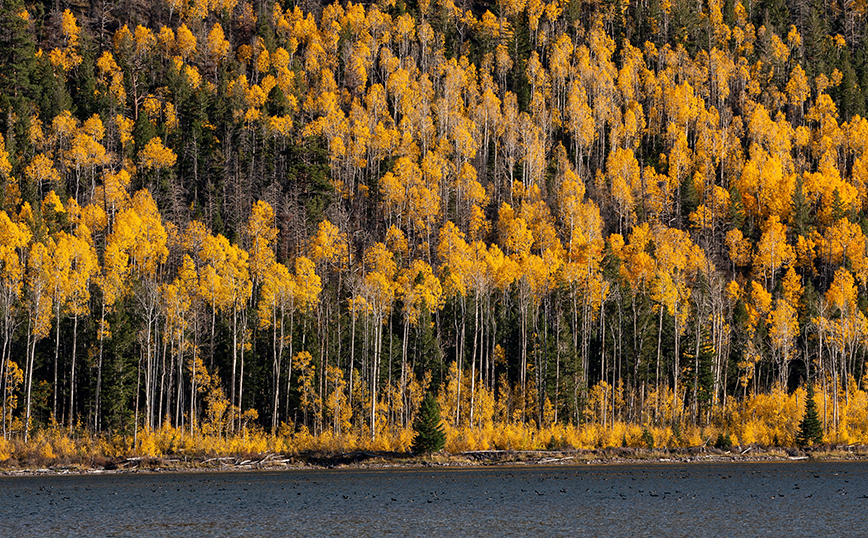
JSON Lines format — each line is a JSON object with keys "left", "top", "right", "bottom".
{"left": 25, "top": 154, "right": 61, "bottom": 189}
{"left": 41, "top": 190, "right": 65, "bottom": 216}
{"left": 268, "top": 115, "right": 294, "bottom": 138}
{"left": 654, "top": 224, "right": 708, "bottom": 276}
{"left": 469, "top": 204, "right": 489, "bottom": 241}
{"left": 820, "top": 217, "right": 864, "bottom": 267}
{"left": 138, "top": 138, "right": 177, "bottom": 170}
{"left": 397, "top": 259, "right": 444, "bottom": 325}
{"left": 79, "top": 204, "right": 108, "bottom": 236}
{"left": 176, "top": 24, "right": 196, "bottom": 60}
{"left": 27, "top": 241, "right": 54, "bottom": 339}
{"left": 134, "top": 24, "right": 157, "bottom": 56}
{"left": 64, "top": 127, "right": 109, "bottom": 178}
{"left": 245, "top": 200, "right": 278, "bottom": 283}
{"left": 157, "top": 26, "right": 175, "bottom": 57}
{"left": 768, "top": 297, "right": 798, "bottom": 358}
{"left": 293, "top": 256, "right": 321, "bottom": 312}
{"left": 365, "top": 241, "right": 397, "bottom": 279}
{"left": 726, "top": 280, "right": 741, "bottom": 302}
{"left": 384, "top": 225, "right": 407, "bottom": 257}
{"left": 97, "top": 52, "right": 126, "bottom": 103}
{"left": 0, "top": 210, "right": 31, "bottom": 302}
{"left": 380, "top": 155, "right": 441, "bottom": 234}
{"left": 161, "top": 277, "right": 191, "bottom": 339}
{"left": 606, "top": 147, "right": 641, "bottom": 225}
{"left": 51, "top": 229, "right": 100, "bottom": 317}
{"left": 826, "top": 267, "right": 857, "bottom": 314}
{"left": 437, "top": 221, "right": 470, "bottom": 297}
{"left": 518, "top": 185, "right": 562, "bottom": 255}
{"left": 456, "top": 162, "right": 487, "bottom": 207}
{"left": 143, "top": 95, "right": 162, "bottom": 120}
{"left": 49, "top": 10, "right": 83, "bottom": 72}
{"left": 750, "top": 280, "right": 772, "bottom": 316}
{"left": 256, "top": 47, "right": 270, "bottom": 74}
{"left": 498, "top": 203, "right": 533, "bottom": 257}
{"left": 796, "top": 235, "right": 817, "bottom": 273}
{"left": 99, "top": 168, "right": 131, "bottom": 213}
{"left": 294, "top": 350, "right": 319, "bottom": 415}
{"left": 565, "top": 80, "right": 595, "bottom": 150}
{"left": 51, "top": 111, "right": 77, "bottom": 145}
{"left": 113, "top": 189, "right": 169, "bottom": 279}
{"left": 309, "top": 219, "right": 349, "bottom": 267}
{"left": 207, "top": 23, "right": 231, "bottom": 63}
{"left": 113, "top": 115, "right": 134, "bottom": 150}
{"left": 786, "top": 65, "right": 809, "bottom": 108}
{"left": 753, "top": 216, "right": 794, "bottom": 283}
{"left": 257, "top": 261, "right": 293, "bottom": 329}
{"left": 734, "top": 150, "right": 794, "bottom": 221}
{"left": 520, "top": 249, "right": 563, "bottom": 301}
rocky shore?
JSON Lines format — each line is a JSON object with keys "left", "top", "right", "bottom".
{"left": 3, "top": 445, "right": 868, "bottom": 476}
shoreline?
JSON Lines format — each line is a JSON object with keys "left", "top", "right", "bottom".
{"left": 4, "top": 445, "right": 868, "bottom": 477}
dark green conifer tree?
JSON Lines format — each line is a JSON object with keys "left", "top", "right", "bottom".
{"left": 411, "top": 392, "right": 446, "bottom": 455}
{"left": 796, "top": 382, "right": 823, "bottom": 448}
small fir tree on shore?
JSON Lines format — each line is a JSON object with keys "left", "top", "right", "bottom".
{"left": 411, "top": 393, "right": 446, "bottom": 455}
{"left": 796, "top": 382, "right": 824, "bottom": 448}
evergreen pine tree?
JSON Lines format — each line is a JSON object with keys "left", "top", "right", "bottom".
{"left": 796, "top": 382, "right": 824, "bottom": 448}
{"left": 411, "top": 392, "right": 446, "bottom": 455}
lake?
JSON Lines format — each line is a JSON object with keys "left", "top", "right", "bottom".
{"left": 1, "top": 461, "right": 866, "bottom": 537}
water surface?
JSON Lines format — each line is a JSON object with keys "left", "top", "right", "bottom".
{"left": 2, "top": 461, "right": 866, "bottom": 537}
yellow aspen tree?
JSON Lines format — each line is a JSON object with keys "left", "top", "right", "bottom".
{"left": 651, "top": 225, "right": 709, "bottom": 423}
{"left": 24, "top": 154, "right": 62, "bottom": 199}
{"left": 47, "top": 230, "right": 73, "bottom": 421}
{"left": 565, "top": 80, "right": 595, "bottom": 173}
{"left": 0, "top": 211, "right": 31, "bottom": 437}
{"left": 606, "top": 147, "right": 641, "bottom": 233}
{"left": 48, "top": 10, "right": 83, "bottom": 72}
{"left": 245, "top": 200, "right": 278, "bottom": 287}
{"left": 824, "top": 268, "right": 867, "bottom": 431}
{"left": 258, "top": 261, "right": 295, "bottom": 432}
{"left": 768, "top": 297, "right": 799, "bottom": 387}
{"left": 206, "top": 23, "right": 231, "bottom": 80}
{"left": 498, "top": 202, "right": 534, "bottom": 258}
{"left": 499, "top": 92, "right": 521, "bottom": 200}
{"left": 753, "top": 216, "right": 795, "bottom": 289}
{"left": 173, "top": 255, "right": 202, "bottom": 432}
{"left": 396, "top": 259, "right": 443, "bottom": 425}
{"left": 309, "top": 219, "right": 349, "bottom": 268}
{"left": 200, "top": 233, "right": 252, "bottom": 431}
{"left": 65, "top": 119, "right": 110, "bottom": 201}
{"left": 110, "top": 190, "right": 168, "bottom": 433}
{"left": 437, "top": 221, "right": 474, "bottom": 425}
{"left": 359, "top": 242, "right": 396, "bottom": 438}
{"left": 24, "top": 239, "right": 53, "bottom": 442}
{"left": 65, "top": 228, "right": 99, "bottom": 428}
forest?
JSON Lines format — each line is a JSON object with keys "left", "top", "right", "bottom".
{"left": 1, "top": 0, "right": 868, "bottom": 460}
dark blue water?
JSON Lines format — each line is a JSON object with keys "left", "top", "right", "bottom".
{"left": 1, "top": 462, "right": 866, "bottom": 537}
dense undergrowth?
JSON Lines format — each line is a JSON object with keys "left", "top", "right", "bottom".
{"left": 3, "top": 381, "right": 868, "bottom": 468}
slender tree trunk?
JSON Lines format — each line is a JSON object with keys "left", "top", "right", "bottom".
{"left": 24, "top": 316, "right": 37, "bottom": 443}
{"left": 96, "top": 302, "right": 106, "bottom": 432}
{"left": 655, "top": 305, "right": 663, "bottom": 421}
{"left": 470, "top": 295, "right": 479, "bottom": 427}
{"left": 231, "top": 307, "right": 238, "bottom": 433}
{"left": 238, "top": 308, "right": 247, "bottom": 431}
{"left": 68, "top": 315, "right": 78, "bottom": 429}
{"left": 53, "top": 304, "right": 61, "bottom": 423}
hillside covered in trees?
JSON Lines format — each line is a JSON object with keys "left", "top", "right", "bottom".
{"left": 2, "top": 0, "right": 868, "bottom": 458}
